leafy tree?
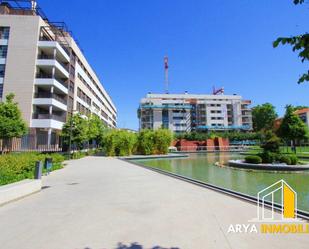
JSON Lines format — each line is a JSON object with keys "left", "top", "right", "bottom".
{"left": 0, "top": 93, "right": 27, "bottom": 152}
{"left": 87, "top": 115, "right": 107, "bottom": 146}
{"left": 62, "top": 113, "right": 88, "bottom": 150}
{"left": 137, "top": 129, "right": 155, "bottom": 155}
{"left": 277, "top": 105, "right": 309, "bottom": 147}
{"left": 273, "top": 0, "right": 309, "bottom": 83}
{"left": 103, "top": 129, "right": 137, "bottom": 156}
{"left": 153, "top": 129, "right": 173, "bottom": 154}
{"left": 291, "top": 105, "right": 309, "bottom": 111}
{"left": 252, "top": 103, "right": 278, "bottom": 132}
{"left": 261, "top": 131, "right": 281, "bottom": 153}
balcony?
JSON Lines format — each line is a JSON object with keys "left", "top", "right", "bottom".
{"left": 35, "top": 73, "right": 68, "bottom": 94}
{"left": 36, "top": 55, "right": 69, "bottom": 79}
{"left": 37, "top": 40, "right": 70, "bottom": 62}
{"left": 35, "top": 92, "right": 66, "bottom": 105}
{"left": 32, "top": 113, "right": 66, "bottom": 123}
{"left": 31, "top": 118, "right": 64, "bottom": 130}
{"left": 33, "top": 92, "right": 67, "bottom": 111}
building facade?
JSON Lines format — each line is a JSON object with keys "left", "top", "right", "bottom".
{"left": 138, "top": 93, "right": 252, "bottom": 133}
{"left": 0, "top": 1, "right": 117, "bottom": 146}
{"left": 275, "top": 108, "right": 309, "bottom": 130}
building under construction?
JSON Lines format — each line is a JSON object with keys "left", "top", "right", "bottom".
{"left": 138, "top": 92, "right": 252, "bottom": 133}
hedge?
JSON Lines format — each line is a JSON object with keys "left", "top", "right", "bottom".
{"left": 103, "top": 129, "right": 173, "bottom": 156}
{"left": 245, "top": 155, "right": 262, "bottom": 164}
{"left": 0, "top": 152, "right": 65, "bottom": 186}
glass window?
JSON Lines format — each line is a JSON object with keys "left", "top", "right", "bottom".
{"left": 0, "top": 64, "right": 5, "bottom": 78}
{"left": 0, "top": 27, "right": 10, "bottom": 40}
{"left": 0, "top": 45, "right": 8, "bottom": 58}
{"left": 0, "top": 84, "right": 3, "bottom": 98}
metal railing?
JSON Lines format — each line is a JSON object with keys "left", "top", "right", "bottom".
{"left": 35, "top": 73, "right": 68, "bottom": 88}
{"left": 175, "top": 145, "right": 250, "bottom": 152}
{"left": 34, "top": 92, "right": 67, "bottom": 105}
{"left": 37, "top": 54, "right": 69, "bottom": 71}
{"left": 32, "top": 113, "right": 66, "bottom": 122}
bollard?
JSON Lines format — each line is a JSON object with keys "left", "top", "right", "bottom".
{"left": 45, "top": 157, "right": 53, "bottom": 175}
{"left": 34, "top": 161, "right": 43, "bottom": 179}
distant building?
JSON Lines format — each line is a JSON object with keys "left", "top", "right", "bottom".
{"left": 138, "top": 93, "right": 252, "bottom": 133}
{"left": 275, "top": 108, "right": 309, "bottom": 130}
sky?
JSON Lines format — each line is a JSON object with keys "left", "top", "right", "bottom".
{"left": 40, "top": 0, "right": 309, "bottom": 130}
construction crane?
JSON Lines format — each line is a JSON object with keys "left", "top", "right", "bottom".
{"left": 164, "top": 56, "right": 169, "bottom": 94}
{"left": 212, "top": 86, "right": 224, "bottom": 95}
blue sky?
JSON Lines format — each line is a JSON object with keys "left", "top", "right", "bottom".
{"left": 40, "top": 0, "right": 309, "bottom": 130}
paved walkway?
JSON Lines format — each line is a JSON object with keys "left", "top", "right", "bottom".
{"left": 0, "top": 157, "right": 308, "bottom": 249}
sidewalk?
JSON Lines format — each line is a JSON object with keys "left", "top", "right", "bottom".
{"left": 0, "top": 156, "right": 308, "bottom": 249}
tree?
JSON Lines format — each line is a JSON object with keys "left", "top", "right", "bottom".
{"left": 273, "top": 0, "right": 309, "bottom": 83}
{"left": 62, "top": 113, "right": 88, "bottom": 150}
{"left": 137, "top": 129, "right": 155, "bottom": 155}
{"left": 153, "top": 129, "right": 173, "bottom": 154}
{"left": 277, "top": 105, "right": 309, "bottom": 148}
{"left": 0, "top": 93, "right": 27, "bottom": 152}
{"left": 102, "top": 129, "right": 137, "bottom": 156}
{"left": 252, "top": 103, "right": 278, "bottom": 132}
{"left": 291, "top": 105, "right": 308, "bottom": 112}
{"left": 87, "top": 115, "right": 107, "bottom": 146}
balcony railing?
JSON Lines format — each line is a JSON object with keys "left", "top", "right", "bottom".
{"left": 35, "top": 73, "right": 68, "bottom": 88}
{"left": 34, "top": 92, "right": 67, "bottom": 105}
{"left": 37, "top": 54, "right": 69, "bottom": 71}
{"left": 32, "top": 113, "right": 66, "bottom": 122}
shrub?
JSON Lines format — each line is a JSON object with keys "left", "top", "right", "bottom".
{"left": 261, "top": 133, "right": 281, "bottom": 153}
{"left": 278, "top": 155, "right": 292, "bottom": 165}
{"left": 259, "top": 151, "right": 276, "bottom": 164}
{"left": 245, "top": 155, "right": 262, "bottom": 164}
{"left": 0, "top": 152, "right": 64, "bottom": 186}
{"left": 137, "top": 130, "right": 155, "bottom": 155}
{"left": 153, "top": 129, "right": 173, "bottom": 154}
{"left": 71, "top": 151, "right": 87, "bottom": 159}
{"left": 103, "top": 130, "right": 137, "bottom": 156}
{"left": 289, "top": 155, "right": 298, "bottom": 165}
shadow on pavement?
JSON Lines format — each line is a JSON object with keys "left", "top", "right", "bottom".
{"left": 83, "top": 242, "right": 180, "bottom": 249}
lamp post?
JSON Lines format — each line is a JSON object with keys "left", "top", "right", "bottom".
{"left": 68, "top": 109, "right": 76, "bottom": 159}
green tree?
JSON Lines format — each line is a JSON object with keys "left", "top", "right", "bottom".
{"left": 277, "top": 105, "right": 309, "bottom": 147}
{"left": 137, "top": 129, "right": 155, "bottom": 155}
{"left": 153, "top": 129, "right": 173, "bottom": 154}
{"left": 87, "top": 115, "right": 107, "bottom": 146}
{"left": 62, "top": 113, "right": 88, "bottom": 150}
{"left": 102, "top": 129, "right": 137, "bottom": 156}
{"left": 0, "top": 93, "right": 27, "bottom": 152}
{"left": 273, "top": 0, "right": 309, "bottom": 83}
{"left": 291, "top": 105, "right": 309, "bottom": 112}
{"left": 252, "top": 103, "right": 278, "bottom": 132}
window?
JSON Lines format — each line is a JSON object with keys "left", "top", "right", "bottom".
{"left": 0, "top": 84, "right": 3, "bottom": 98}
{"left": 0, "top": 45, "right": 8, "bottom": 58}
{"left": 0, "top": 64, "right": 5, "bottom": 78}
{"left": 69, "top": 81, "right": 74, "bottom": 93}
{"left": 0, "top": 27, "right": 10, "bottom": 40}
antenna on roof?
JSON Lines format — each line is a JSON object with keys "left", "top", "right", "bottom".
{"left": 164, "top": 56, "right": 169, "bottom": 94}
{"left": 31, "top": 0, "right": 37, "bottom": 11}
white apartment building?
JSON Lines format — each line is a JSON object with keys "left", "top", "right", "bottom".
{"left": 138, "top": 93, "right": 252, "bottom": 133}
{"left": 0, "top": 1, "right": 117, "bottom": 146}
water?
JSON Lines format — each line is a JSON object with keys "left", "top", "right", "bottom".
{"left": 133, "top": 153, "right": 309, "bottom": 213}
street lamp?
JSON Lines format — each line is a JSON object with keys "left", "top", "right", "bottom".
{"left": 68, "top": 109, "right": 76, "bottom": 159}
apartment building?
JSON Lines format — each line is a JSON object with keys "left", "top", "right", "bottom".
{"left": 0, "top": 1, "right": 117, "bottom": 145}
{"left": 138, "top": 93, "right": 252, "bottom": 133}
